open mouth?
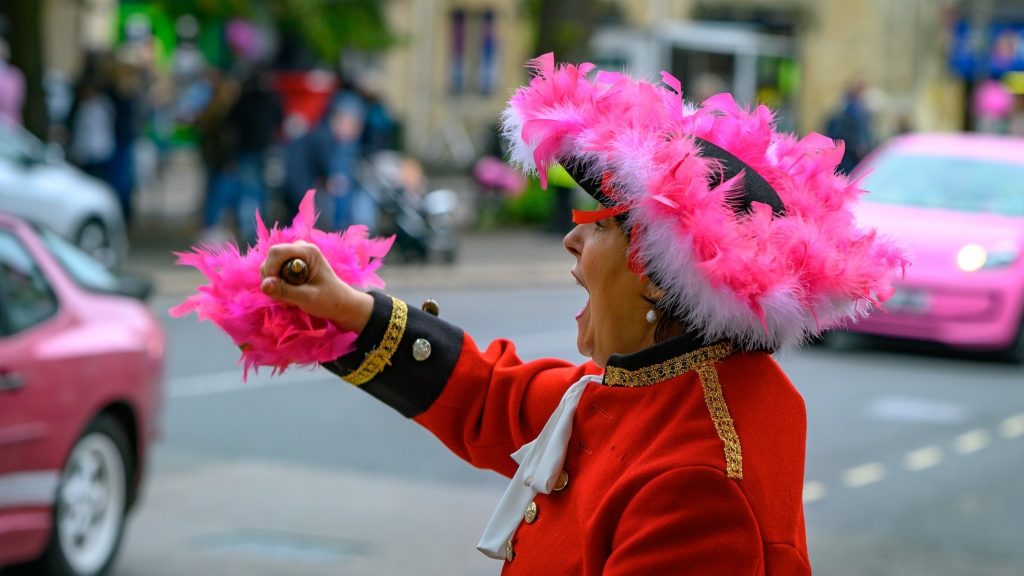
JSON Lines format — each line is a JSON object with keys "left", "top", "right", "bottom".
{"left": 572, "top": 270, "right": 589, "bottom": 320}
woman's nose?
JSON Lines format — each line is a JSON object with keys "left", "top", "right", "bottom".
{"left": 563, "top": 225, "right": 582, "bottom": 258}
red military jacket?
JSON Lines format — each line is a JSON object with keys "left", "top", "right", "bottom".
{"left": 324, "top": 292, "right": 811, "bottom": 575}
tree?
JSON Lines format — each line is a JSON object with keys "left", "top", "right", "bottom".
{"left": 527, "top": 0, "right": 605, "bottom": 63}
{"left": 153, "top": 0, "right": 394, "bottom": 62}
{"left": 0, "top": 3, "right": 47, "bottom": 139}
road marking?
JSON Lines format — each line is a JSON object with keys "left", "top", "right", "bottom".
{"left": 808, "top": 413, "right": 1020, "bottom": 501}
{"left": 866, "top": 396, "right": 966, "bottom": 424}
{"left": 903, "top": 445, "right": 943, "bottom": 471}
{"left": 954, "top": 429, "right": 990, "bottom": 454}
{"left": 168, "top": 369, "right": 330, "bottom": 399}
{"left": 843, "top": 463, "right": 886, "bottom": 488}
{"left": 802, "top": 481, "right": 827, "bottom": 504}
{"left": 1000, "top": 413, "right": 1024, "bottom": 439}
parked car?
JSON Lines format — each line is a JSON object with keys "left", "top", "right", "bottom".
{"left": 0, "top": 211, "right": 164, "bottom": 575}
{"left": 0, "top": 122, "right": 127, "bottom": 270}
{"left": 848, "top": 133, "right": 1024, "bottom": 363}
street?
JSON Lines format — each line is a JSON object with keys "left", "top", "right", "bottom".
{"left": 115, "top": 283, "right": 1024, "bottom": 576}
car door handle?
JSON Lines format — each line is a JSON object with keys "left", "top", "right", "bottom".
{"left": 0, "top": 371, "right": 25, "bottom": 391}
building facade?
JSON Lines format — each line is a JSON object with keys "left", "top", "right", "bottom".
{"left": 375, "top": 0, "right": 974, "bottom": 162}
{"left": 40, "top": 1, "right": 1016, "bottom": 161}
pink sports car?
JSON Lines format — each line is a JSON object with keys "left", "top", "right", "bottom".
{"left": 0, "top": 212, "right": 165, "bottom": 576}
{"left": 849, "top": 133, "right": 1024, "bottom": 363}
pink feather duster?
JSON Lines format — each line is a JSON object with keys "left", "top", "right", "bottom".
{"left": 169, "top": 190, "right": 394, "bottom": 379}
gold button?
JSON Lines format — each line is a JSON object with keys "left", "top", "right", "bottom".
{"left": 412, "top": 338, "right": 432, "bottom": 361}
{"left": 421, "top": 299, "right": 440, "bottom": 316}
{"left": 524, "top": 501, "right": 538, "bottom": 524}
{"left": 504, "top": 539, "right": 515, "bottom": 562}
{"left": 553, "top": 470, "right": 569, "bottom": 491}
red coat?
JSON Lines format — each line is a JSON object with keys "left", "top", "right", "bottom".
{"left": 325, "top": 293, "right": 811, "bottom": 575}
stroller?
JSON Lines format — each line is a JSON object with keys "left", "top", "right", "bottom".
{"left": 360, "top": 151, "right": 459, "bottom": 264}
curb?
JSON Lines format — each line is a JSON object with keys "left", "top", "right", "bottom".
{"left": 145, "top": 261, "right": 572, "bottom": 301}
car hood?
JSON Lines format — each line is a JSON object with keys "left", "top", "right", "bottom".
{"left": 856, "top": 202, "right": 1024, "bottom": 271}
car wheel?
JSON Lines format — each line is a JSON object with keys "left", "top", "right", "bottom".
{"left": 16, "top": 415, "right": 133, "bottom": 576}
{"left": 75, "top": 218, "right": 115, "bottom": 269}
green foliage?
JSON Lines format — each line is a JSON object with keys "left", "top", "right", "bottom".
{"left": 489, "top": 176, "right": 597, "bottom": 228}
{"left": 149, "top": 0, "right": 393, "bottom": 59}
{"left": 501, "top": 178, "right": 553, "bottom": 225}
{"left": 272, "top": 0, "right": 394, "bottom": 56}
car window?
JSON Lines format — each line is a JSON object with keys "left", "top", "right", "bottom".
{"left": 861, "top": 151, "right": 1024, "bottom": 216}
{"left": 36, "top": 225, "right": 121, "bottom": 293}
{"left": 0, "top": 231, "right": 59, "bottom": 336}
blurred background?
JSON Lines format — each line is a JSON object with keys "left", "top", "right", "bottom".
{"left": 0, "top": 1, "right": 1023, "bottom": 575}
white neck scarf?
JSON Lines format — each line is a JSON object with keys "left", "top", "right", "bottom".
{"left": 477, "top": 374, "right": 602, "bottom": 559}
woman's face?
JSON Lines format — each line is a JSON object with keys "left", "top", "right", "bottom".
{"left": 563, "top": 218, "right": 656, "bottom": 367}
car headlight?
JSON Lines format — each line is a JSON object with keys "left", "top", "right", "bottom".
{"left": 957, "top": 244, "right": 987, "bottom": 272}
{"left": 956, "top": 242, "right": 1020, "bottom": 272}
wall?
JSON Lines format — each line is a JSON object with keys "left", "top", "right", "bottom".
{"left": 380, "top": 0, "right": 531, "bottom": 164}
{"left": 606, "top": 0, "right": 964, "bottom": 137}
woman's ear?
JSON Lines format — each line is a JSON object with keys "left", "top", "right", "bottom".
{"left": 643, "top": 278, "right": 665, "bottom": 302}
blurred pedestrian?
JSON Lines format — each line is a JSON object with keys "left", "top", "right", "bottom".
{"left": 195, "top": 68, "right": 240, "bottom": 240}
{"left": 323, "top": 92, "right": 373, "bottom": 231}
{"left": 211, "top": 68, "right": 282, "bottom": 244}
{"left": 281, "top": 112, "right": 331, "bottom": 221}
{"left": 974, "top": 79, "right": 1014, "bottom": 134}
{"left": 824, "top": 80, "right": 874, "bottom": 174}
{"left": 255, "top": 54, "right": 908, "bottom": 574}
{"left": 0, "top": 37, "right": 25, "bottom": 126}
{"left": 106, "top": 59, "right": 146, "bottom": 224}
{"left": 354, "top": 74, "right": 398, "bottom": 156}
{"left": 66, "top": 76, "right": 115, "bottom": 180}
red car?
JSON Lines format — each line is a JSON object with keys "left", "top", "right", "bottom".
{"left": 0, "top": 212, "right": 164, "bottom": 576}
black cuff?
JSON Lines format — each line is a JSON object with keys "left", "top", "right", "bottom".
{"left": 322, "top": 291, "right": 464, "bottom": 418}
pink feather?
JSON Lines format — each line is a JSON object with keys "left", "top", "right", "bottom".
{"left": 169, "top": 190, "right": 395, "bottom": 379}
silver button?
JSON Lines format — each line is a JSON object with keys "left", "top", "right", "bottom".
{"left": 412, "top": 338, "right": 432, "bottom": 361}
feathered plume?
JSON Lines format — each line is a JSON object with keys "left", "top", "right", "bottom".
{"left": 503, "top": 53, "right": 909, "bottom": 350}
{"left": 169, "top": 190, "right": 394, "bottom": 378}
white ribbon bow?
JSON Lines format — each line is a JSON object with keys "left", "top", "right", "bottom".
{"left": 477, "top": 375, "right": 602, "bottom": 559}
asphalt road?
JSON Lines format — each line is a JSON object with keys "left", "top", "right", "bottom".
{"left": 114, "top": 285, "right": 1024, "bottom": 576}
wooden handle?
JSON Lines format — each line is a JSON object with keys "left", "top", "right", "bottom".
{"left": 279, "top": 258, "right": 310, "bottom": 285}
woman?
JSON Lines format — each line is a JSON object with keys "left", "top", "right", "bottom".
{"left": 258, "top": 54, "right": 906, "bottom": 574}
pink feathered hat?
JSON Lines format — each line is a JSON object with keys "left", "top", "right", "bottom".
{"left": 502, "top": 53, "right": 908, "bottom": 350}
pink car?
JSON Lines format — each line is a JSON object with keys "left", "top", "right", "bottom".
{"left": 0, "top": 212, "right": 165, "bottom": 575}
{"left": 849, "top": 133, "right": 1024, "bottom": 363}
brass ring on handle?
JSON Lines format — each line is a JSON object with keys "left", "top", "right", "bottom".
{"left": 280, "top": 258, "right": 310, "bottom": 285}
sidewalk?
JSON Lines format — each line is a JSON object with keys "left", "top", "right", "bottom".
{"left": 127, "top": 150, "right": 572, "bottom": 298}
{"left": 125, "top": 223, "right": 573, "bottom": 299}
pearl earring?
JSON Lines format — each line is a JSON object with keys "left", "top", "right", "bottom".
{"left": 646, "top": 309, "right": 658, "bottom": 324}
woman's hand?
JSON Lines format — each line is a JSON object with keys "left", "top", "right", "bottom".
{"left": 259, "top": 241, "right": 374, "bottom": 334}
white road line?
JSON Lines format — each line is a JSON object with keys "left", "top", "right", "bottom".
{"left": 802, "top": 481, "right": 827, "bottom": 504}
{"left": 843, "top": 463, "right": 886, "bottom": 488}
{"left": 1000, "top": 413, "right": 1024, "bottom": 439}
{"left": 168, "top": 369, "right": 331, "bottom": 399}
{"left": 903, "top": 446, "right": 943, "bottom": 471}
{"left": 954, "top": 429, "right": 991, "bottom": 454}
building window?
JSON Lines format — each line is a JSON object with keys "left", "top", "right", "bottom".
{"left": 449, "top": 9, "right": 499, "bottom": 95}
